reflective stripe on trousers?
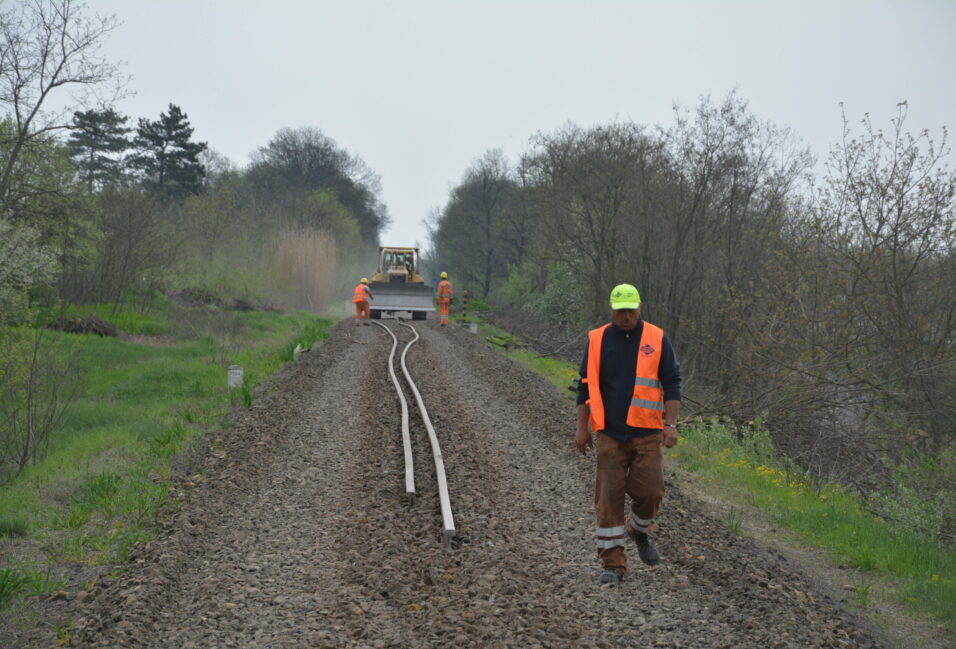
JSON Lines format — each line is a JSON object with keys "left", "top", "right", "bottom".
{"left": 630, "top": 511, "right": 654, "bottom": 534}
{"left": 595, "top": 525, "right": 627, "bottom": 549}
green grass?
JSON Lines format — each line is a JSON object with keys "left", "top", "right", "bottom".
{"left": 277, "top": 317, "right": 330, "bottom": 362}
{"left": 470, "top": 314, "right": 956, "bottom": 631}
{"left": 0, "top": 301, "right": 332, "bottom": 600}
{"left": 674, "top": 419, "right": 956, "bottom": 627}
{"left": 0, "top": 564, "right": 64, "bottom": 608}
{"left": 0, "top": 515, "right": 28, "bottom": 538}
{"left": 464, "top": 318, "right": 579, "bottom": 399}
{"left": 0, "top": 568, "right": 31, "bottom": 607}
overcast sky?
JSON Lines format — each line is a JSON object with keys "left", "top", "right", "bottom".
{"left": 85, "top": 0, "right": 955, "bottom": 246}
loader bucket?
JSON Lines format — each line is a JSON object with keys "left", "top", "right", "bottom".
{"left": 370, "top": 282, "right": 435, "bottom": 318}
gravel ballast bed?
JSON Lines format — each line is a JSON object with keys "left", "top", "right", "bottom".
{"left": 32, "top": 319, "right": 889, "bottom": 648}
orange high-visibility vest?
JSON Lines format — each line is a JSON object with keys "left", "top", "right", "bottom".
{"left": 352, "top": 284, "right": 370, "bottom": 303}
{"left": 437, "top": 280, "right": 453, "bottom": 298}
{"left": 584, "top": 321, "right": 665, "bottom": 432}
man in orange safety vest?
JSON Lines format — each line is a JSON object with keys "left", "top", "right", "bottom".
{"left": 353, "top": 278, "right": 373, "bottom": 325}
{"left": 436, "top": 272, "right": 453, "bottom": 327}
{"left": 575, "top": 283, "right": 681, "bottom": 585}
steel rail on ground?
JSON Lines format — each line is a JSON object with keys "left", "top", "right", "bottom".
{"left": 371, "top": 319, "right": 456, "bottom": 546}
{"left": 371, "top": 321, "right": 415, "bottom": 498}
{"left": 397, "top": 321, "right": 456, "bottom": 545}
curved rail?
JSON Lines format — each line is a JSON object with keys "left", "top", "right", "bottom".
{"left": 370, "top": 321, "right": 415, "bottom": 497}
{"left": 370, "top": 320, "right": 456, "bottom": 545}
{"left": 397, "top": 322, "right": 456, "bottom": 544}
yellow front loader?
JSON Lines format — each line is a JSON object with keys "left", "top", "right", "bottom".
{"left": 369, "top": 246, "right": 435, "bottom": 320}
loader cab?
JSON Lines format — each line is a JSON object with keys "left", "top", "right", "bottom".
{"left": 388, "top": 253, "right": 408, "bottom": 282}
{"left": 381, "top": 249, "right": 417, "bottom": 283}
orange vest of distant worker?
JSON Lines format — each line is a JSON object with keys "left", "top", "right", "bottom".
{"left": 352, "top": 284, "right": 370, "bottom": 303}
{"left": 437, "top": 279, "right": 453, "bottom": 299}
{"left": 585, "top": 322, "right": 665, "bottom": 431}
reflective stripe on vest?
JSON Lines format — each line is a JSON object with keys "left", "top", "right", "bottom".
{"left": 353, "top": 284, "right": 369, "bottom": 303}
{"left": 585, "top": 321, "right": 665, "bottom": 432}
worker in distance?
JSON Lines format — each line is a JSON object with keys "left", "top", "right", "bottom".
{"left": 352, "top": 277, "right": 373, "bottom": 326}
{"left": 436, "top": 272, "right": 453, "bottom": 327}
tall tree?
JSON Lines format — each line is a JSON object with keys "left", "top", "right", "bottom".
{"left": 519, "top": 122, "right": 657, "bottom": 319}
{"left": 810, "top": 104, "right": 956, "bottom": 449}
{"left": 248, "top": 127, "right": 388, "bottom": 244}
{"left": 431, "top": 150, "right": 517, "bottom": 298}
{"left": 0, "top": 0, "right": 125, "bottom": 213}
{"left": 68, "top": 107, "right": 130, "bottom": 191}
{"left": 130, "top": 103, "right": 207, "bottom": 200}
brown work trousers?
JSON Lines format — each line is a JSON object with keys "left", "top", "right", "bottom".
{"left": 594, "top": 431, "right": 664, "bottom": 575}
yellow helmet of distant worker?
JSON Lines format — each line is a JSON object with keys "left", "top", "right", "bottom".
{"left": 360, "top": 277, "right": 369, "bottom": 284}
{"left": 440, "top": 272, "right": 448, "bottom": 279}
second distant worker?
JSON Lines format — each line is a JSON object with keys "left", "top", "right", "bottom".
{"left": 436, "top": 272, "right": 453, "bottom": 327}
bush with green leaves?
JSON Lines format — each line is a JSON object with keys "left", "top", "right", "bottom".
{"left": 870, "top": 448, "right": 956, "bottom": 542}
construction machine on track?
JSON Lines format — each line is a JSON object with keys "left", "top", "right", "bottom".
{"left": 369, "top": 246, "right": 434, "bottom": 320}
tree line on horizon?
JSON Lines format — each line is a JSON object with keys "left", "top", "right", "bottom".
{"left": 0, "top": 0, "right": 388, "bottom": 482}
{"left": 428, "top": 93, "right": 956, "bottom": 543}
{"left": 0, "top": 0, "right": 387, "bottom": 322}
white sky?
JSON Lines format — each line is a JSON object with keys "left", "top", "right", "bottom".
{"left": 85, "top": 0, "right": 955, "bottom": 246}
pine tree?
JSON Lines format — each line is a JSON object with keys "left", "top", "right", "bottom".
{"left": 130, "top": 104, "right": 207, "bottom": 200}
{"left": 68, "top": 108, "right": 131, "bottom": 192}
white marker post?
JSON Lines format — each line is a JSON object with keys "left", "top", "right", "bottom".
{"left": 227, "top": 365, "right": 244, "bottom": 390}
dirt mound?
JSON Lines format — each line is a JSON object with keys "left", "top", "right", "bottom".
{"left": 169, "top": 289, "right": 279, "bottom": 313}
{"left": 45, "top": 315, "right": 118, "bottom": 337}
{"left": 169, "top": 287, "right": 223, "bottom": 308}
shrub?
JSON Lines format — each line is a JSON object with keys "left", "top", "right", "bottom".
{"left": 0, "top": 516, "right": 28, "bottom": 538}
{"left": 0, "top": 328, "right": 79, "bottom": 484}
{"left": 870, "top": 447, "right": 956, "bottom": 542}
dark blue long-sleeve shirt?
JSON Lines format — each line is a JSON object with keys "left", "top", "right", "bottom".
{"left": 577, "top": 320, "right": 681, "bottom": 440}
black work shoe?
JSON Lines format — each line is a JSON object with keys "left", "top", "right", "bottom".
{"left": 598, "top": 568, "right": 623, "bottom": 585}
{"left": 629, "top": 531, "right": 660, "bottom": 566}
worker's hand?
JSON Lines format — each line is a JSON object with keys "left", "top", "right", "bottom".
{"left": 575, "top": 427, "right": 593, "bottom": 455}
{"left": 662, "top": 427, "right": 677, "bottom": 448}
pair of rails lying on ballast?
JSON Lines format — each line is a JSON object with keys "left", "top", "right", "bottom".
{"left": 371, "top": 320, "right": 455, "bottom": 547}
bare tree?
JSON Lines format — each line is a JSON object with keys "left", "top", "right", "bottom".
{"left": 89, "top": 188, "right": 178, "bottom": 312}
{"left": 520, "top": 121, "right": 660, "bottom": 320}
{"left": 0, "top": 0, "right": 125, "bottom": 212}
{"left": 432, "top": 150, "right": 517, "bottom": 298}
{"left": 812, "top": 103, "right": 956, "bottom": 450}
{"left": 0, "top": 327, "right": 78, "bottom": 484}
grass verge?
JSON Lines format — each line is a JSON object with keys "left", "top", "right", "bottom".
{"left": 674, "top": 419, "right": 956, "bottom": 629}
{"left": 0, "top": 299, "right": 331, "bottom": 610}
